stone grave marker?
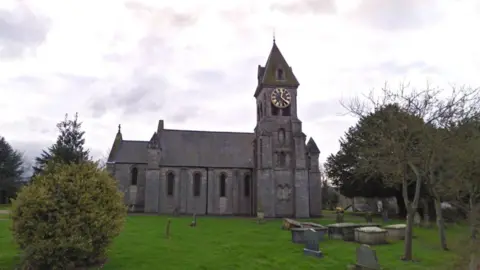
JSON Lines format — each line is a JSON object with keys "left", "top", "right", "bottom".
{"left": 355, "top": 244, "right": 380, "bottom": 270}
{"left": 413, "top": 212, "right": 421, "bottom": 226}
{"left": 190, "top": 213, "right": 197, "bottom": 227}
{"left": 165, "top": 219, "right": 171, "bottom": 238}
{"left": 303, "top": 228, "right": 323, "bottom": 258}
{"left": 336, "top": 212, "right": 344, "bottom": 223}
{"left": 381, "top": 210, "right": 389, "bottom": 223}
{"left": 257, "top": 211, "right": 265, "bottom": 224}
{"left": 172, "top": 207, "right": 179, "bottom": 217}
{"left": 365, "top": 213, "right": 373, "bottom": 223}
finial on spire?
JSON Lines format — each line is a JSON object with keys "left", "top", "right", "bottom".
{"left": 273, "top": 29, "right": 276, "bottom": 44}
{"left": 118, "top": 124, "right": 121, "bottom": 133}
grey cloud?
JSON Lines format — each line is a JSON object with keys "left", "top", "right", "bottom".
{"left": 341, "top": 60, "right": 440, "bottom": 76}
{"left": 8, "top": 75, "right": 44, "bottom": 85}
{"left": 88, "top": 74, "right": 168, "bottom": 118}
{"left": 188, "top": 70, "right": 227, "bottom": 85}
{"left": 56, "top": 73, "right": 99, "bottom": 86}
{"left": 301, "top": 99, "right": 346, "bottom": 122}
{"left": 168, "top": 105, "right": 202, "bottom": 124}
{"left": 124, "top": 1, "right": 198, "bottom": 28}
{"left": 0, "top": 4, "right": 50, "bottom": 59}
{"left": 0, "top": 116, "right": 55, "bottom": 136}
{"left": 351, "top": 0, "right": 443, "bottom": 31}
{"left": 271, "top": 0, "right": 336, "bottom": 15}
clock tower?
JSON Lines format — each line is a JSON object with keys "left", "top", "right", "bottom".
{"left": 253, "top": 40, "right": 310, "bottom": 218}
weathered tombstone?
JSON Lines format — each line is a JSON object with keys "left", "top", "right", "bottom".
{"left": 303, "top": 229, "right": 323, "bottom": 258}
{"left": 165, "top": 219, "right": 171, "bottom": 238}
{"left": 190, "top": 213, "right": 197, "bottom": 227}
{"left": 257, "top": 211, "right": 265, "bottom": 224}
{"left": 381, "top": 210, "right": 389, "bottom": 223}
{"left": 172, "top": 207, "right": 179, "bottom": 217}
{"left": 365, "top": 213, "right": 373, "bottom": 223}
{"left": 413, "top": 212, "right": 421, "bottom": 226}
{"left": 355, "top": 244, "right": 380, "bottom": 270}
{"left": 336, "top": 213, "right": 344, "bottom": 223}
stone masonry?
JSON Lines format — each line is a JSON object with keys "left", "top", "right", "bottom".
{"left": 106, "top": 41, "right": 322, "bottom": 218}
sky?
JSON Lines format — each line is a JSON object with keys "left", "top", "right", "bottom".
{"left": 1, "top": 0, "right": 480, "bottom": 174}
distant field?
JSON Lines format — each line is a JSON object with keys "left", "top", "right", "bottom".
{"left": 0, "top": 212, "right": 466, "bottom": 270}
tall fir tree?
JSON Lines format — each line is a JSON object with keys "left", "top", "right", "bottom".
{"left": 33, "top": 113, "right": 90, "bottom": 175}
{"left": 0, "top": 136, "right": 24, "bottom": 202}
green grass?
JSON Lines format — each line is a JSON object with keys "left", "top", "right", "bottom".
{"left": 0, "top": 204, "right": 10, "bottom": 210}
{"left": 0, "top": 214, "right": 466, "bottom": 270}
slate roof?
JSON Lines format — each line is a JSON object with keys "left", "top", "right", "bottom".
{"left": 254, "top": 41, "right": 299, "bottom": 97}
{"left": 111, "top": 129, "right": 255, "bottom": 168}
{"left": 306, "top": 138, "right": 320, "bottom": 154}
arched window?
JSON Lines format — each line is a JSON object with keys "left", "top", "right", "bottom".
{"left": 244, "top": 175, "right": 250, "bottom": 197}
{"left": 193, "top": 172, "right": 201, "bottom": 197}
{"left": 276, "top": 68, "right": 285, "bottom": 80}
{"left": 131, "top": 167, "right": 138, "bottom": 186}
{"left": 279, "top": 152, "right": 286, "bottom": 167}
{"left": 278, "top": 128, "right": 285, "bottom": 144}
{"left": 220, "top": 173, "right": 227, "bottom": 197}
{"left": 167, "top": 172, "right": 175, "bottom": 196}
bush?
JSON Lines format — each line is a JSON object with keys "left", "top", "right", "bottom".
{"left": 10, "top": 162, "right": 127, "bottom": 270}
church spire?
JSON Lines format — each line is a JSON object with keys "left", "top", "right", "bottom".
{"left": 254, "top": 40, "right": 299, "bottom": 97}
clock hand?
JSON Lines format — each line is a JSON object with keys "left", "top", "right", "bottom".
{"left": 280, "top": 93, "right": 289, "bottom": 103}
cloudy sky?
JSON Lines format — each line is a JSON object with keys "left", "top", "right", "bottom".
{"left": 1, "top": 0, "right": 480, "bottom": 174}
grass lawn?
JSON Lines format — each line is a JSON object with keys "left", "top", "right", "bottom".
{"left": 0, "top": 213, "right": 465, "bottom": 270}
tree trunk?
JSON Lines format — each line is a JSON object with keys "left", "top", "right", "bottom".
{"left": 396, "top": 191, "right": 407, "bottom": 218}
{"left": 422, "top": 198, "right": 431, "bottom": 228}
{"left": 403, "top": 210, "right": 415, "bottom": 260}
{"left": 402, "top": 162, "right": 423, "bottom": 261}
{"left": 433, "top": 197, "right": 448, "bottom": 250}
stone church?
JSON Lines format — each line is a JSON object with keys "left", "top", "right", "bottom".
{"left": 106, "top": 41, "right": 322, "bottom": 218}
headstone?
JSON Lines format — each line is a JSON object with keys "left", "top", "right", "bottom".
{"left": 257, "top": 211, "right": 265, "bottom": 224}
{"left": 165, "top": 219, "right": 171, "bottom": 238}
{"left": 336, "top": 213, "right": 344, "bottom": 223}
{"left": 365, "top": 214, "right": 373, "bottom": 223}
{"left": 190, "top": 213, "right": 197, "bottom": 227}
{"left": 172, "top": 207, "right": 179, "bottom": 216}
{"left": 303, "top": 229, "right": 323, "bottom": 258}
{"left": 355, "top": 244, "right": 380, "bottom": 270}
{"left": 381, "top": 210, "right": 389, "bottom": 223}
{"left": 413, "top": 212, "right": 421, "bottom": 226}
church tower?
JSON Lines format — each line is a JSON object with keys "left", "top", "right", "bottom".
{"left": 253, "top": 40, "right": 310, "bottom": 218}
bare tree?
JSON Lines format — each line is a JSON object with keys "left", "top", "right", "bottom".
{"left": 341, "top": 82, "right": 480, "bottom": 260}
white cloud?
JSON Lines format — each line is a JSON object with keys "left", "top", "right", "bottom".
{"left": 1, "top": 0, "right": 480, "bottom": 172}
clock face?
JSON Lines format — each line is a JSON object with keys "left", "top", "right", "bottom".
{"left": 271, "top": 88, "right": 291, "bottom": 108}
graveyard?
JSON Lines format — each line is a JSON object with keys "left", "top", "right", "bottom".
{"left": 0, "top": 207, "right": 466, "bottom": 270}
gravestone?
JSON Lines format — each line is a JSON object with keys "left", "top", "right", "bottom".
{"left": 165, "top": 219, "right": 171, "bottom": 238}
{"left": 303, "top": 229, "right": 323, "bottom": 258}
{"left": 381, "top": 210, "right": 389, "bottom": 223}
{"left": 355, "top": 244, "right": 380, "bottom": 270}
{"left": 257, "top": 211, "right": 265, "bottom": 224}
{"left": 336, "top": 213, "right": 344, "bottom": 223}
{"left": 365, "top": 214, "right": 373, "bottom": 223}
{"left": 172, "top": 207, "right": 179, "bottom": 217}
{"left": 190, "top": 213, "right": 197, "bottom": 227}
{"left": 413, "top": 212, "right": 421, "bottom": 226}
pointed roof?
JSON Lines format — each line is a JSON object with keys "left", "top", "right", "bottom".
{"left": 107, "top": 124, "right": 123, "bottom": 162}
{"left": 306, "top": 137, "right": 320, "bottom": 154}
{"left": 255, "top": 41, "right": 299, "bottom": 97}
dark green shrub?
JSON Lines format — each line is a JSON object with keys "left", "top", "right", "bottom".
{"left": 10, "top": 162, "right": 127, "bottom": 270}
